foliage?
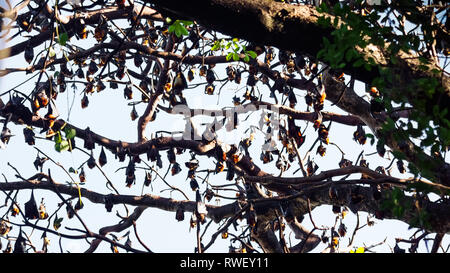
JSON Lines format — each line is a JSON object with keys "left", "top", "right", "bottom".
{"left": 316, "top": 0, "right": 449, "bottom": 182}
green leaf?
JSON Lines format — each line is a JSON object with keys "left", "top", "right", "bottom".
{"left": 64, "top": 127, "right": 76, "bottom": 139}
{"left": 333, "top": 16, "right": 339, "bottom": 27}
{"left": 179, "top": 25, "right": 189, "bottom": 36}
{"left": 390, "top": 56, "right": 398, "bottom": 65}
{"left": 243, "top": 55, "right": 250, "bottom": 63}
{"left": 365, "top": 133, "right": 375, "bottom": 146}
{"left": 59, "top": 32, "right": 68, "bottom": 46}
{"left": 60, "top": 140, "right": 70, "bottom": 152}
{"left": 393, "top": 205, "right": 404, "bottom": 218}
{"left": 55, "top": 140, "right": 70, "bottom": 152}
{"left": 367, "top": 57, "right": 376, "bottom": 65}
{"left": 168, "top": 23, "right": 176, "bottom": 33}
{"left": 174, "top": 26, "right": 182, "bottom": 37}
{"left": 232, "top": 52, "right": 240, "bottom": 61}
{"left": 54, "top": 132, "right": 62, "bottom": 145}
{"left": 168, "top": 20, "right": 190, "bottom": 37}
{"left": 431, "top": 68, "right": 441, "bottom": 75}
{"left": 211, "top": 41, "right": 221, "bottom": 51}
{"left": 317, "top": 16, "right": 331, "bottom": 28}
{"left": 54, "top": 142, "right": 61, "bottom": 152}
{"left": 246, "top": 50, "right": 257, "bottom": 59}
{"left": 408, "top": 163, "right": 420, "bottom": 178}
{"left": 383, "top": 117, "right": 395, "bottom": 132}
{"left": 317, "top": 49, "right": 326, "bottom": 59}
{"left": 317, "top": 2, "right": 329, "bottom": 13}
{"left": 345, "top": 48, "right": 355, "bottom": 62}
{"left": 226, "top": 52, "right": 233, "bottom": 61}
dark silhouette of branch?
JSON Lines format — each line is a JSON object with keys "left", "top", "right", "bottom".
{"left": 85, "top": 206, "right": 151, "bottom": 253}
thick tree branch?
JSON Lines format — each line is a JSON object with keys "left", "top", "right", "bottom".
{"left": 0, "top": 177, "right": 239, "bottom": 223}
{"left": 245, "top": 165, "right": 449, "bottom": 191}
{"left": 251, "top": 220, "right": 283, "bottom": 253}
{"left": 158, "top": 101, "right": 367, "bottom": 127}
{"left": 287, "top": 218, "right": 320, "bottom": 253}
{"left": 85, "top": 206, "right": 150, "bottom": 253}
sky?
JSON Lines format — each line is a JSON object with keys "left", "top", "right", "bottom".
{"left": 0, "top": 0, "right": 448, "bottom": 253}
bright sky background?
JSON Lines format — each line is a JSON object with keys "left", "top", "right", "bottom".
{"left": 0, "top": 0, "right": 448, "bottom": 253}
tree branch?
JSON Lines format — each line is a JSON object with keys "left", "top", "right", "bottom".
{"left": 0, "top": 4, "right": 163, "bottom": 59}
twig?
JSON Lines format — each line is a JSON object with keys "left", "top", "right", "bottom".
{"left": 132, "top": 220, "right": 153, "bottom": 252}
{"left": 306, "top": 198, "right": 327, "bottom": 231}
{"left": 140, "top": 160, "right": 189, "bottom": 200}
{"left": 202, "top": 203, "right": 249, "bottom": 252}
